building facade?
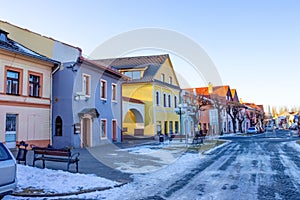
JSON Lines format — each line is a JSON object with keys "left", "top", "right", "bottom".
{"left": 52, "top": 58, "right": 126, "bottom": 148}
{"left": 0, "top": 29, "right": 58, "bottom": 148}
{"left": 96, "top": 55, "right": 181, "bottom": 138}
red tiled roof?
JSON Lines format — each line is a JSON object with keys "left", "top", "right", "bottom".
{"left": 185, "top": 85, "right": 230, "bottom": 97}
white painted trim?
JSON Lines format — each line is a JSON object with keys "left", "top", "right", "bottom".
{"left": 100, "top": 118, "right": 107, "bottom": 139}
{"left": 100, "top": 79, "right": 107, "bottom": 101}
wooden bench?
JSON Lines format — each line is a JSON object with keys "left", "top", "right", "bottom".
{"left": 31, "top": 145, "right": 80, "bottom": 172}
{"left": 192, "top": 135, "right": 204, "bottom": 145}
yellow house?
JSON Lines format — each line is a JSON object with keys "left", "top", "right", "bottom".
{"left": 95, "top": 54, "right": 181, "bottom": 138}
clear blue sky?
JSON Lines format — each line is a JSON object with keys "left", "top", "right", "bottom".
{"left": 2, "top": 0, "right": 300, "bottom": 109}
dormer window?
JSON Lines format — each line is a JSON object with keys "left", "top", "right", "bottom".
{"left": 124, "top": 70, "right": 141, "bottom": 79}
{"left": 0, "top": 30, "right": 8, "bottom": 42}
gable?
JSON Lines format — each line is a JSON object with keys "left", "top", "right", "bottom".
{"left": 0, "top": 20, "right": 80, "bottom": 63}
{"left": 153, "top": 57, "right": 180, "bottom": 87}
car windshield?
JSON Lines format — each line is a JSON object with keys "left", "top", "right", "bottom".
{"left": 249, "top": 128, "right": 255, "bottom": 130}
{"left": 0, "top": 143, "right": 12, "bottom": 161}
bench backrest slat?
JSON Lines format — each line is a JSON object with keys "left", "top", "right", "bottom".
{"left": 33, "top": 148, "right": 71, "bottom": 157}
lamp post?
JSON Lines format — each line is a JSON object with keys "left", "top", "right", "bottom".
{"left": 175, "top": 104, "right": 185, "bottom": 142}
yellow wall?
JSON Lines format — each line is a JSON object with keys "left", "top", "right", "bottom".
{"left": 0, "top": 21, "right": 55, "bottom": 58}
{"left": 122, "top": 83, "right": 155, "bottom": 135}
{"left": 154, "top": 84, "right": 180, "bottom": 134}
{"left": 123, "top": 110, "right": 137, "bottom": 134}
{"left": 154, "top": 58, "right": 180, "bottom": 86}
{"left": 122, "top": 57, "right": 181, "bottom": 137}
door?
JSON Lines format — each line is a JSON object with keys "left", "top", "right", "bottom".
{"left": 5, "top": 114, "right": 17, "bottom": 148}
{"left": 112, "top": 120, "right": 117, "bottom": 141}
{"left": 164, "top": 121, "right": 168, "bottom": 135}
{"left": 81, "top": 117, "right": 91, "bottom": 147}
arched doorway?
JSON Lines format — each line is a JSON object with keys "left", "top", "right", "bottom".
{"left": 123, "top": 108, "right": 144, "bottom": 136}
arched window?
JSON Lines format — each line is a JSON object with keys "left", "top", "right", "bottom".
{"left": 156, "top": 91, "right": 160, "bottom": 106}
{"left": 55, "top": 116, "right": 63, "bottom": 136}
{"left": 174, "top": 96, "right": 177, "bottom": 108}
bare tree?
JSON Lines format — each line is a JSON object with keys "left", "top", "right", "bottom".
{"left": 210, "top": 94, "right": 226, "bottom": 135}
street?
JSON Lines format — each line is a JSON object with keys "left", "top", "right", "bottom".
{"left": 95, "top": 130, "right": 300, "bottom": 200}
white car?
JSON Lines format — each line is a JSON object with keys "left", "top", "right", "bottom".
{"left": 0, "top": 142, "right": 17, "bottom": 196}
{"left": 247, "top": 127, "right": 258, "bottom": 134}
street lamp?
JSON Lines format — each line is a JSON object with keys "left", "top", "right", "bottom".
{"left": 175, "top": 104, "right": 185, "bottom": 142}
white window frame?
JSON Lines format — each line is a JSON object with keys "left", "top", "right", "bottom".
{"left": 174, "top": 96, "right": 178, "bottom": 108}
{"left": 112, "top": 119, "right": 117, "bottom": 140}
{"left": 100, "top": 79, "right": 107, "bottom": 100}
{"left": 155, "top": 91, "right": 160, "bottom": 106}
{"left": 168, "top": 94, "right": 172, "bottom": 108}
{"left": 112, "top": 83, "right": 117, "bottom": 102}
{"left": 100, "top": 118, "right": 107, "bottom": 139}
{"left": 169, "top": 76, "right": 172, "bottom": 84}
{"left": 82, "top": 73, "right": 91, "bottom": 97}
{"left": 163, "top": 93, "right": 167, "bottom": 107}
{"left": 161, "top": 73, "right": 165, "bottom": 82}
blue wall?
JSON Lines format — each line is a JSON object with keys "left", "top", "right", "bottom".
{"left": 52, "top": 61, "right": 123, "bottom": 148}
{"left": 52, "top": 63, "right": 76, "bottom": 148}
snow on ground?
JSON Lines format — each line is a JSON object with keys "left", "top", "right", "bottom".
{"left": 12, "top": 165, "right": 119, "bottom": 195}
{"left": 56, "top": 152, "right": 205, "bottom": 200}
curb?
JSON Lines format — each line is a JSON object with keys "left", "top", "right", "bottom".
{"left": 11, "top": 182, "right": 127, "bottom": 198}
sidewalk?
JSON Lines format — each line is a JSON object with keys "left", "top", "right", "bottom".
{"left": 12, "top": 139, "right": 161, "bottom": 183}
{"left": 8, "top": 138, "right": 227, "bottom": 198}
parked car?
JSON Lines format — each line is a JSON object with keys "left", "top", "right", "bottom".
{"left": 247, "top": 127, "right": 258, "bottom": 134}
{"left": 0, "top": 142, "right": 17, "bottom": 196}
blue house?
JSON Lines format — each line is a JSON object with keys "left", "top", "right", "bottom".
{"left": 52, "top": 57, "right": 127, "bottom": 148}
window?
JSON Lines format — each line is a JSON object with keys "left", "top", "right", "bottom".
{"left": 169, "top": 77, "right": 172, "bottom": 84}
{"left": 83, "top": 74, "right": 90, "bottom": 96}
{"left": 169, "top": 121, "right": 173, "bottom": 134}
{"left": 163, "top": 93, "right": 167, "bottom": 107}
{"left": 174, "top": 96, "right": 178, "bottom": 108}
{"left": 112, "top": 83, "right": 117, "bottom": 101}
{"left": 161, "top": 74, "right": 165, "bottom": 82}
{"left": 168, "top": 95, "right": 171, "bottom": 108}
{"left": 124, "top": 71, "right": 141, "bottom": 79}
{"left": 28, "top": 72, "right": 42, "bottom": 97}
{"left": 101, "top": 119, "right": 107, "bottom": 138}
{"left": 175, "top": 121, "right": 179, "bottom": 133}
{"left": 6, "top": 70, "right": 20, "bottom": 95}
{"left": 100, "top": 79, "right": 107, "bottom": 99}
{"left": 55, "top": 116, "right": 63, "bottom": 136}
{"left": 156, "top": 91, "right": 160, "bottom": 106}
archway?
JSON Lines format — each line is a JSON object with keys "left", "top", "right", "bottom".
{"left": 123, "top": 108, "right": 145, "bottom": 136}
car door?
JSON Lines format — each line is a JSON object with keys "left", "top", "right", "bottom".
{"left": 0, "top": 143, "right": 16, "bottom": 189}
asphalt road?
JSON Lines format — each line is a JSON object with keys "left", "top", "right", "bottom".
{"left": 140, "top": 130, "right": 300, "bottom": 200}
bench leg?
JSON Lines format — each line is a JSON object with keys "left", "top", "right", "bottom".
{"left": 76, "top": 161, "right": 78, "bottom": 173}
{"left": 42, "top": 160, "right": 45, "bottom": 168}
{"left": 32, "top": 159, "right": 35, "bottom": 167}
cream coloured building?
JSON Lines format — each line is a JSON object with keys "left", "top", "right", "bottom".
{"left": 0, "top": 29, "right": 58, "bottom": 148}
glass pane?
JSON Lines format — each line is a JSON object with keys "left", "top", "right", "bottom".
{"left": 0, "top": 144, "right": 11, "bottom": 161}
{"left": 124, "top": 71, "right": 132, "bottom": 78}
{"left": 6, "top": 114, "right": 16, "bottom": 131}
{"left": 132, "top": 71, "right": 141, "bottom": 79}
{"left": 7, "top": 71, "right": 19, "bottom": 79}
